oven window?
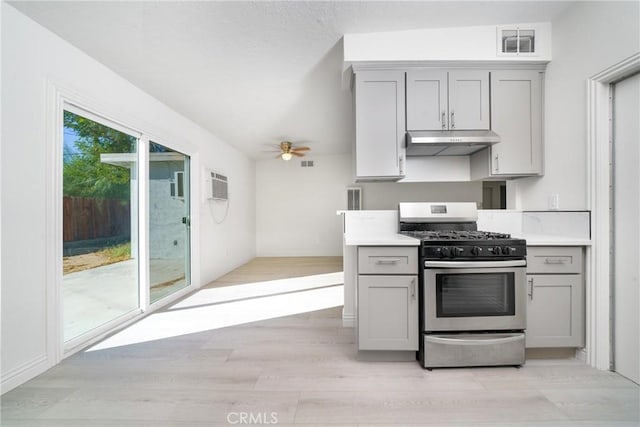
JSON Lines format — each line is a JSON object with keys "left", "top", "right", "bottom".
{"left": 436, "top": 273, "right": 515, "bottom": 317}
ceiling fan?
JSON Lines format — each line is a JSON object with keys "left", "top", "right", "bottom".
{"left": 271, "top": 141, "right": 311, "bottom": 161}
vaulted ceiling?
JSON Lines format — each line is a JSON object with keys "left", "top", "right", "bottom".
{"left": 10, "top": 1, "right": 575, "bottom": 159}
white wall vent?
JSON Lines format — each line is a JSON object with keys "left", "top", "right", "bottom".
{"left": 300, "top": 160, "right": 314, "bottom": 167}
{"left": 497, "top": 25, "right": 537, "bottom": 56}
{"left": 209, "top": 171, "right": 228, "bottom": 201}
{"left": 347, "top": 187, "right": 362, "bottom": 210}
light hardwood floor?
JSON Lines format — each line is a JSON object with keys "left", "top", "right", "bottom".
{"left": 2, "top": 257, "right": 638, "bottom": 426}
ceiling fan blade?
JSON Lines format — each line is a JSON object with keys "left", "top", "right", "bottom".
{"left": 291, "top": 152, "right": 305, "bottom": 157}
{"left": 291, "top": 146, "right": 311, "bottom": 152}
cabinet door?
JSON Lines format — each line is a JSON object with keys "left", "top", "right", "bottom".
{"left": 406, "top": 70, "right": 448, "bottom": 131}
{"left": 358, "top": 275, "right": 418, "bottom": 350}
{"left": 526, "top": 274, "right": 584, "bottom": 348}
{"left": 449, "top": 70, "right": 490, "bottom": 130}
{"left": 490, "top": 70, "right": 542, "bottom": 175}
{"left": 354, "top": 70, "right": 406, "bottom": 179}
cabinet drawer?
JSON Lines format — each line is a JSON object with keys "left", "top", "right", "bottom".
{"left": 527, "top": 247, "right": 583, "bottom": 274}
{"left": 358, "top": 247, "right": 418, "bottom": 275}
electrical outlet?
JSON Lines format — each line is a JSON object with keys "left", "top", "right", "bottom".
{"left": 549, "top": 194, "right": 559, "bottom": 210}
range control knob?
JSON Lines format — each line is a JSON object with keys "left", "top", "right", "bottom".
{"left": 470, "top": 246, "right": 483, "bottom": 256}
{"left": 453, "top": 247, "right": 464, "bottom": 256}
{"left": 440, "top": 247, "right": 450, "bottom": 257}
{"left": 501, "top": 246, "right": 513, "bottom": 255}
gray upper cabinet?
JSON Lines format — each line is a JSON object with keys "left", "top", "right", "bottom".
{"left": 449, "top": 70, "right": 491, "bottom": 130}
{"left": 354, "top": 70, "right": 406, "bottom": 180}
{"left": 407, "top": 70, "right": 490, "bottom": 131}
{"left": 472, "top": 70, "right": 543, "bottom": 178}
{"left": 406, "top": 70, "right": 448, "bottom": 130}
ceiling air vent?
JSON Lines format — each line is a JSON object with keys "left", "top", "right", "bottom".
{"left": 347, "top": 187, "right": 362, "bottom": 211}
{"left": 209, "top": 171, "right": 228, "bottom": 201}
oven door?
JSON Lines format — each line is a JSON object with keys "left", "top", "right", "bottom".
{"left": 423, "top": 260, "right": 526, "bottom": 332}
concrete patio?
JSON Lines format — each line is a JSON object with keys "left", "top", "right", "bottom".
{"left": 63, "top": 258, "right": 187, "bottom": 341}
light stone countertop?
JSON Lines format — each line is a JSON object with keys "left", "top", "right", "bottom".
{"left": 344, "top": 233, "right": 420, "bottom": 247}
{"left": 344, "top": 233, "right": 590, "bottom": 247}
{"left": 515, "top": 235, "right": 592, "bottom": 247}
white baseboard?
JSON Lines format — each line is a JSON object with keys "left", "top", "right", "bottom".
{"left": 342, "top": 312, "right": 355, "bottom": 328}
{"left": 1, "top": 354, "right": 51, "bottom": 395}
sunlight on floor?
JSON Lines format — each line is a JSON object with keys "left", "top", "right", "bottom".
{"left": 88, "top": 271, "right": 344, "bottom": 351}
{"left": 171, "top": 272, "right": 344, "bottom": 309}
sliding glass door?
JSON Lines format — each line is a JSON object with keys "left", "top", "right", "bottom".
{"left": 61, "top": 107, "right": 192, "bottom": 348}
{"left": 148, "top": 142, "right": 191, "bottom": 303}
{"left": 62, "top": 109, "right": 140, "bottom": 342}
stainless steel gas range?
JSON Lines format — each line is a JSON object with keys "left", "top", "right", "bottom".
{"left": 398, "top": 202, "right": 527, "bottom": 369}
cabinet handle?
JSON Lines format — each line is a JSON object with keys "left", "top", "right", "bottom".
{"left": 528, "top": 277, "right": 534, "bottom": 301}
{"left": 374, "top": 258, "right": 402, "bottom": 264}
{"left": 411, "top": 278, "right": 416, "bottom": 300}
{"left": 495, "top": 154, "right": 500, "bottom": 172}
{"left": 450, "top": 111, "right": 455, "bottom": 129}
{"left": 442, "top": 111, "right": 446, "bottom": 129}
{"left": 544, "top": 258, "right": 568, "bottom": 264}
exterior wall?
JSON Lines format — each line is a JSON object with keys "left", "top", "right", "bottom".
{"left": 1, "top": 4, "right": 256, "bottom": 393}
{"left": 149, "top": 161, "right": 187, "bottom": 260}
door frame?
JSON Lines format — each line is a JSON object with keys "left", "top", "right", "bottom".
{"left": 48, "top": 83, "right": 200, "bottom": 363}
{"left": 586, "top": 52, "right": 640, "bottom": 371}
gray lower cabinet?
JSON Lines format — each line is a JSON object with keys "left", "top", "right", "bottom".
{"left": 358, "top": 275, "right": 418, "bottom": 350}
{"left": 526, "top": 247, "right": 585, "bottom": 348}
{"left": 357, "top": 246, "right": 418, "bottom": 351}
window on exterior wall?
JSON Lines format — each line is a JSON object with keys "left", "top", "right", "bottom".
{"left": 170, "top": 171, "right": 185, "bottom": 199}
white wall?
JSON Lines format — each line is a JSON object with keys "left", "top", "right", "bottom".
{"left": 256, "top": 154, "right": 352, "bottom": 256}
{"left": 512, "top": 1, "right": 640, "bottom": 210}
{"left": 256, "top": 153, "right": 482, "bottom": 256}
{"left": 1, "top": 4, "right": 255, "bottom": 392}
{"left": 344, "top": 22, "right": 552, "bottom": 64}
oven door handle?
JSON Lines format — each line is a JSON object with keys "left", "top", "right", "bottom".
{"left": 424, "top": 260, "right": 527, "bottom": 268}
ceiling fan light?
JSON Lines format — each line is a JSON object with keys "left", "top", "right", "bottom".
{"left": 281, "top": 152, "right": 292, "bottom": 161}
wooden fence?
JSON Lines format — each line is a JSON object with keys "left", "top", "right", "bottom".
{"left": 63, "top": 196, "right": 130, "bottom": 242}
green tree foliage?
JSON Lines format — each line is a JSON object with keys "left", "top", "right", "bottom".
{"left": 63, "top": 111, "right": 136, "bottom": 200}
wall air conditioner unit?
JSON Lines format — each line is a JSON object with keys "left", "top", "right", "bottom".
{"left": 347, "top": 187, "right": 362, "bottom": 210}
{"left": 209, "top": 171, "right": 228, "bottom": 201}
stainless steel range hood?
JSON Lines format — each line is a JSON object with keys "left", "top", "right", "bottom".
{"left": 406, "top": 130, "right": 500, "bottom": 156}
